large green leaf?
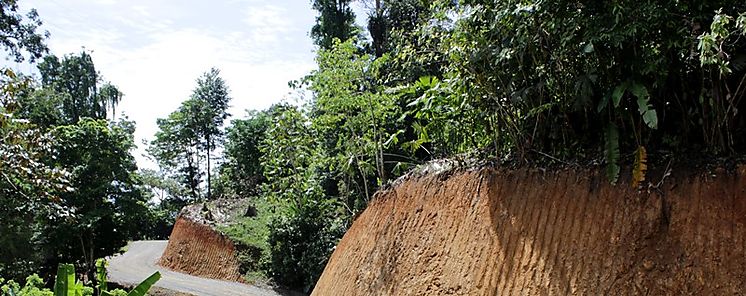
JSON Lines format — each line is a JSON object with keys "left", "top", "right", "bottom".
{"left": 605, "top": 123, "right": 620, "bottom": 184}
{"left": 96, "top": 258, "right": 108, "bottom": 294}
{"left": 53, "top": 264, "right": 76, "bottom": 296}
{"left": 126, "top": 271, "right": 160, "bottom": 296}
{"left": 642, "top": 109, "right": 658, "bottom": 129}
{"left": 629, "top": 82, "right": 649, "bottom": 100}
{"left": 634, "top": 90, "right": 658, "bottom": 129}
{"left": 611, "top": 83, "right": 627, "bottom": 107}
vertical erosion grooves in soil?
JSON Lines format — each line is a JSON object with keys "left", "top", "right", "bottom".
{"left": 158, "top": 207, "right": 242, "bottom": 282}
{"left": 312, "top": 166, "right": 746, "bottom": 295}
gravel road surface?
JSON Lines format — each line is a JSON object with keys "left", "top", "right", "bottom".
{"left": 109, "top": 241, "right": 284, "bottom": 296}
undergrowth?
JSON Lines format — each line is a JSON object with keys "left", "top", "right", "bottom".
{"left": 218, "top": 198, "right": 272, "bottom": 283}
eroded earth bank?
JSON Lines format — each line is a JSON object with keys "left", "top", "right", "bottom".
{"left": 312, "top": 165, "right": 746, "bottom": 295}
{"left": 159, "top": 204, "right": 243, "bottom": 282}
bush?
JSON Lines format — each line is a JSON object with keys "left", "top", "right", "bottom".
{"left": 266, "top": 200, "right": 344, "bottom": 292}
{"left": 0, "top": 274, "right": 53, "bottom": 296}
{"left": 107, "top": 289, "right": 127, "bottom": 296}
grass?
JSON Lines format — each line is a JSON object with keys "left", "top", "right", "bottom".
{"left": 219, "top": 198, "right": 271, "bottom": 250}
{"left": 243, "top": 270, "right": 270, "bottom": 286}
{"left": 218, "top": 197, "right": 273, "bottom": 283}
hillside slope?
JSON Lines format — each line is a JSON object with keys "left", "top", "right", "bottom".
{"left": 159, "top": 203, "right": 243, "bottom": 282}
{"left": 312, "top": 166, "right": 746, "bottom": 295}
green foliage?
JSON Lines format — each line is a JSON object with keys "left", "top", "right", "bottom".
{"left": 0, "top": 0, "right": 49, "bottom": 62}
{"left": 49, "top": 262, "right": 159, "bottom": 296}
{"left": 604, "top": 123, "right": 620, "bottom": 185}
{"left": 366, "top": 0, "right": 432, "bottom": 56}
{"left": 190, "top": 68, "right": 231, "bottom": 200}
{"left": 16, "top": 87, "right": 66, "bottom": 129}
{"left": 136, "top": 169, "right": 189, "bottom": 239}
{"left": 49, "top": 118, "right": 146, "bottom": 277}
{"left": 120, "top": 271, "right": 159, "bottom": 296}
{"left": 310, "top": 0, "right": 358, "bottom": 49}
{"left": 222, "top": 110, "right": 271, "bottom": 198}
{"left": 148, "top": 106, "right": 203, "bottom": 200}
{"left": 103, "top": 290, "right": 125, "bottom": 296}
{"left": 1, "top": 274, "right": 53, "bottom": 296}
{"left": 378, "top": 1, "right": 746, "bottom": 182}
{"left": 53, "top": 264, "right": 75, "bottom": 296}
{"left": 148, "top": 68, "right": 231, "bottom": 200}
{"left": 253, "top": 104, "right": 348, "bottom": 291}
{"left": 37, "top": 52, "right": 122, "bottom": 123}
{"left": 94, "top": 260, "right": 106, "bottom": 295}
{"left": 219, "top": 198, "right": 272, "bottom": 275}
{"left": 308, "top": 39, "right": 403, "bottom": 203}
{"left": 0, "top": 69, "right": 70, "bottom": 280}
{"left": 266, "top": 198, "right": 344, "bottom": 293}
{"left": 23, "top": 275, "right": 52, "bottom": 296}
{"left": 0, "top": 3, "right": 154, "bottom": 285}
{"left": 698, "top": 9, "right": 746, "bottom": 74}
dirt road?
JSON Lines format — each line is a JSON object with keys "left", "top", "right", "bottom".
{"left": 109, "top": 241, "right": 284, "bottom": 296}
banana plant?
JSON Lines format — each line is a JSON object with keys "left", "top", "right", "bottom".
{"left": 53, "top": 262, "right": 160, "bottom": 296}
{"left": 101, "top": 271, "right": 160, "bottom": 296}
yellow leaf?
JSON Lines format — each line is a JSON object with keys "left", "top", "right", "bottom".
{"left": 632, "top": 146, "right": 647, "bottom": 188}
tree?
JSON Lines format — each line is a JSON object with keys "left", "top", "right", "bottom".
{"left": 365, "top": 0, "right": 431, "bottom": 56}
{"left": 148, "top": 106, "right": 202, "bottom": 201}
{"left": 0, "top": 69, "right": 69, "bottom": 280}
{"left": 259, "top": 105, "right": 345, "bottom": 292}
{"left": 222, "top": 109, "right": 271, "bottom": 198}
{"left": 0, "top": 0, "right": 49, "bottom": 62}
{"left": 137, "top": 169, "right": 188, "bottom": 239}
{"left": 49, "top": 118, "right": 147, "bottom": 279}
{"left": 37, "top": 52, "right": 123, "bottom": 123}
{"left": 190, "top": 68, "right": 231, "bottom": 200}
{"left": 16, "top": 86, "right": 66, "bottom": 129}
{"left": 148, "top": 68, "right": 230, "bottom": 201}
{"left": 308, "top": 39, "right": 402, "bottom": 207}
{"left": 310, "top": 0, "right": 358, "bottom": 49}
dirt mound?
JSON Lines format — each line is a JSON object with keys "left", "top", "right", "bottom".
{"left": 159, "top": 204, "right": 242, "bottom": 282}
{"left": 312, "top": 166, "right": 746, "bottom": 295}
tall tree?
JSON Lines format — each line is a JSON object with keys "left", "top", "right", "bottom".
{"left": 149, "top": 68, "right": 230, "bottom": 201}
{"left": 37, "top": 52, "right": 123, "bottom": 123}
{"left": 49, "top": 118, "right": 146, "bottom": 281}
{"left": 190, "top": 68, "right": 231, "bottom": 200}
{"left": 365, "top": 0, "right": 431, "bottom": 56}
{"left": 0, "top": 69, "right": 69, "bottom": 280}
{"left": 310, "top": 0, "right": 358, "bottom": 49}
{"left": 148, "top": 106, "right": 202, "bottom": 201}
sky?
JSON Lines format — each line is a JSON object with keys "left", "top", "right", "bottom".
{"left": 3, "top": 0, "right": 368, "bottom": 169}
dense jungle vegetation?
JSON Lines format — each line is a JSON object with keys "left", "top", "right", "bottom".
{"left": 2, "top": 0, "right": 746, "bottom": 294}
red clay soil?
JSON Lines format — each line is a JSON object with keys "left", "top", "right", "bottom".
{"left": 312, "top": 165, "right": 746, "bottom": 295}
{"left": 159, "top": 208, "right": 242, "bottom": 282}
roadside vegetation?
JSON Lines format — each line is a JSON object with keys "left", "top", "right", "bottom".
{"left": 0, "top": 0, "right": 181, "bottom": 288}
{"left": 215, "top": 1, "right": 746, "bottom": 292}
{"left": 0, "top": 259, "right": 159, "bottom": 296}
{"left": 2, "top": 0, "right": 746, "bottom": 295}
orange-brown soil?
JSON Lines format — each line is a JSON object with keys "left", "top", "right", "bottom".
{"left": 312, "top": 166, "right": 746, "bottom": 295}
{"left": 159, "top": 206, "right": 242, "bottom": 282}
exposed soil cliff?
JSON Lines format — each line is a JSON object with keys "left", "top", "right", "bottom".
{"left": 159, "top": 204, "right": 243, "bottom": 282}
{"left": 312, "top": 165, "right": 746, "bottom": 295}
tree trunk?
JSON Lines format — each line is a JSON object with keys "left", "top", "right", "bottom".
{"left": 207, "top": 135, "right": 212, "bottom": 200}
{"left": 186, "top": 148, "right": 198, "bottom": 201}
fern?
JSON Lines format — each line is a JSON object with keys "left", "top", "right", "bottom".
{"left": 605, "top": 123, "right": 620, "bottom": 184}
{"left": 632, "top": 146, "right": 647, "bottom": 188}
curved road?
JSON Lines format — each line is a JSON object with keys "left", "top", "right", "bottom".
{"left": 109, "top": 241, "right": 284, "bottom": 296}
